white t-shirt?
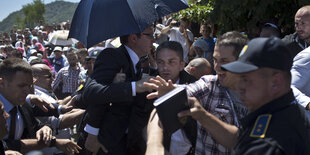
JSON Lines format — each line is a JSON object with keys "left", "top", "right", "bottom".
{"left": 169, "top": 27, "right": 194, "bottom": 62}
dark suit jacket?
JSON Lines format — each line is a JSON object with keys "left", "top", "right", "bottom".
{"left": 0, "top": 140, "right": 4, "bottom": 155}
{"left": 3, "top": 103, "right": 48, "bottom": 151}
{"left": 84, "top": 45, "right": 153, "bottom": 153}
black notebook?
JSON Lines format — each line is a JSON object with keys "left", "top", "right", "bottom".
{"left": 153, "top": 86, "right": 189, "bottom": 135}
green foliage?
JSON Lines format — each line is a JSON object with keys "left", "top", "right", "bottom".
{"left": 210, "top": 0, "right": 310, "bottom": 34}
{"left": 173, "top": 1, "right": 213, "bottom": 24}
{"left": 22, "top": 0, "right": 45, "bottom": 28}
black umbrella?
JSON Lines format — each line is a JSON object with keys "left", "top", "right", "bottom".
{"left": 68, "top": 0, "right": 189, "bottom": 48}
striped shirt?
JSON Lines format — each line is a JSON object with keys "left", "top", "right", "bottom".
{"left": 52, "top": 66, "right": 81, "bottom": 94}
{"left": 186, "top": 75, "right": 247, "bottom": 155}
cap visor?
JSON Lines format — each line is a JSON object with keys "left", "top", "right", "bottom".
{"left": 221, "top": 61, "right": 258, "bottom": 74}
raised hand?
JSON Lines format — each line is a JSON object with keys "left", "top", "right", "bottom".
{"left": 28, "top": 94, "right": 55, "bottom": 112}
{"left": 144, "top": 75, "right": 176, "bottom": 99}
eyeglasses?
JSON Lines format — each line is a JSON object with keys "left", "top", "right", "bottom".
{"left": 142, "top": 33, "right": 154, "bottom": 39}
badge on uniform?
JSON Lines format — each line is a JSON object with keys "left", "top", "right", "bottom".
{"left": 250, "top": 114, "right": 272, "bottom": 138}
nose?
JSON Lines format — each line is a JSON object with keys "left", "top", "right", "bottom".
{"left": 214, "top": 61, "right": 223, "bottom": 73}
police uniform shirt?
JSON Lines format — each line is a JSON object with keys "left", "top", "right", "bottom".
{"left": 232, "top": 90, "right": 310, "bottom": 155}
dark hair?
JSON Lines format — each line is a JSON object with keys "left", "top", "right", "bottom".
{"left": 30, "top": 58, "right": 48, "bottom": 66}
{"left": 201, "top": 23, "right": 212, "bottom": 33}
{"left": 156, "top": 41, "right": 184, "bottom": 61}
{"left": 215, "top": 31, "right": 248, "bottom": 59}
{"left": 120, "top": 33, "right": 141, "bottom": 45}
{"left": 261, "top": 23, "right": 281, "bottom": 37}
{"left": 0, "top": 58, "right": 32, "bottom": 81}
{"left": 7, "top": 48, "right": 23, "bottom": 59}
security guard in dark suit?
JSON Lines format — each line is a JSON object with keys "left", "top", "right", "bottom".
{"left": 221, "top": 37, "right": 310, "bottom": 155}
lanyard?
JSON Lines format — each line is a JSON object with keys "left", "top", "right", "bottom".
{"left": 224, "top": 90, "right": 240, "bottom": 127}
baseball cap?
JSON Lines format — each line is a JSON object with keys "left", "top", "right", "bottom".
{"left": 221, "top": 37, "right": 293, "bottom": 73}
{"left": 86, "top": 49, "right": 102, "bottom": 59}
{"left": 53, "top": 46, "right": 62, "bottom": 52}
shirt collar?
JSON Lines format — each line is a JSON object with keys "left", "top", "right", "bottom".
{"left": 0, "top": 93, "right": 14, "bottom": 113}
{"left": 125, "top": 45, "right": 139, "bottom": 67}
{"left": 34, "top": 85, "right": 49, "bottom": 94}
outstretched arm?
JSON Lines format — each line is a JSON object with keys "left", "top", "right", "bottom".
{"left": 178, "top": 97, "right": 239, "bottom": 149}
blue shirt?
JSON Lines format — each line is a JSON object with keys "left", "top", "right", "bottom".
{"left": 0, "top": 93, "right": 24, "bottom": 140}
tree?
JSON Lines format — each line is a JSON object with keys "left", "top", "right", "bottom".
{"left": 173, "top": 0, "right": 310, "bottom": 36}
{"left": 22, "top": 0, "right": 45, "bottom": 28}
{"left": 209, "top": 0, "right": 310, "bottom": 35}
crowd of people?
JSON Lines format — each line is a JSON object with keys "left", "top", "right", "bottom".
{"left": 0, "top": 4, "right": 309, "bottom": 155}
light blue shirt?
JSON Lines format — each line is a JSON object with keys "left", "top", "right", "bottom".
{"left": 0, "top": 93, "right": 24, "bottom": 140}
{"left": 291, "top": 47, "right": 310, "bottom": 96}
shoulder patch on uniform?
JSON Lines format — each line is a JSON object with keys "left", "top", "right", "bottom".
{"left": 77, "top": 84, "right": 84, "bottom": 91}
{"left": 250, "top": 114, "right": 272, "bottom": 138}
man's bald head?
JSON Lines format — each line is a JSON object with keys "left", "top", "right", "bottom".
{"left": 32, "top": 64, "right": 53, "bottom": 91}
{"left": 296, "top": 5, "right": 310, "bottom": 17}
{"left": 32, "top": 64, "right": 51, "bottom": 76}
{"left": 295, "top": 5, "right": 310, "bottom": 43}
{"left": 185, "top": 58, "right": 212, "bottom": 79}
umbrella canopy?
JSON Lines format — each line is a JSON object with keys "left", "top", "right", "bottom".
{"left": 50, "top": 30, "right": 78, "bottom": 46}
{"left": 68, "top": 0, "right": 189, "bottom": 48}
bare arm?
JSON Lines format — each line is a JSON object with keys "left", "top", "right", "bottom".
{"left": 161, "top": 26, "right": 172, "bottom": 35}
{"left": 59, "top": 109, "right": 85, "bottom": 129}
{"left": 20, "top": 139, "right": 48, "bottom": 153}
{"left": 145, "top": 109, "right": 170, "bottom": 155}
{"left": 20, "top": 138, "right": 81, "bottom": 154}
{"left": 178, "top": 97, "right": 239, "bottom": 149}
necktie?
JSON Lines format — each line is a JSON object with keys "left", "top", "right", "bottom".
{"left": 9, "top": 107, "right": 17, "bottom": 140}
{"left": 135, "top": 60, "right": 142, "bottom": 79}
{"left": 135, "top": 55, "right": 149, "bottom": 79}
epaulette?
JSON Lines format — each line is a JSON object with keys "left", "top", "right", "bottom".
{"left": 250, "top": 114, "right": 272, "bottom": 138}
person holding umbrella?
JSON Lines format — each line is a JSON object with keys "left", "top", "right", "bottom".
{"left": 81, "top": 26, "right": 156, "bottom": 155}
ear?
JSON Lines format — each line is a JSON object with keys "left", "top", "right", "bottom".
{"left": 270, "top": 73, "right": 282, "bottom": 93}
{"left": 33, "top": 77, "right": 38, "bottom": 84}
{"left": 128, "top": 34, "right": 138, "bottom": 43}
{"left": 190, "top": 67, "right": 196, "bottom": 73}
{"left": 180, "top": 61, "right": 185, "bottom": 71}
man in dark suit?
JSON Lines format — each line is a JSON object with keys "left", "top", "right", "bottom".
{"left": 154, "top": 41, "right": 197, "bottom": 154}
{"left": 83, "top": 26, "right": 155, "bottom": 155}
{"left": 0, "top": 58, "right": 81, "bottom": 154}
{"left": 0, "top": 100, "right": 9, "bottom": 154}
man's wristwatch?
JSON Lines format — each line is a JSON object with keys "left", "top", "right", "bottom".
{"left": 49, "top": 137, "right": 57, "bottom": 147}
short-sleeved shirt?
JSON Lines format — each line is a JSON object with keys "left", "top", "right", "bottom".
{"left": 232, "top": 90, "right": 310, "bottom": 155}
{"left": 52, "top": 66, "right": 81, "bottom": 94}
{"left": 169, "top": 27, "right": 194, "bottom": 62}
